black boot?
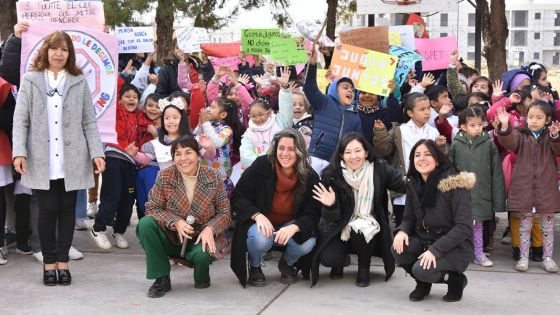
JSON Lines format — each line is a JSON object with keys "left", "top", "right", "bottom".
{"left": 148, "top": 276, "right": 171, "bottom": 298}
{"left": 330, "top": 266, "right": 344, "bottom": 280}
{"left": 278, "top": 256, "right": 298, "bottom": 284}
{"left": 248, "top": 266, "right": 266, "bottom": 287}
{"left": 531, "top": 247, "right": 543, "bottom": 262}
{"left": 356, "top": 265, "right": 370, "bottom": 287}
{"left": 409, "top": 280, "right": 432, "bottom": 301}
{"left": 512, "top": 247, "right": 520, "bottom": 261}
{"left": 442, "top": 272, "right": 468, "bottom": 302}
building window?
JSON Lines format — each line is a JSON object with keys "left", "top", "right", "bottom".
{"left": 534, "top": 32, "right": 540, "bottom": 40}
{"left": 468, "top": 13, "right": 475, "bottom": 27}
{"left": 468, "top": 33, "right": 476, "bottom": 46}
{"left": 440, "top": 13, "right": 448, "bottom": 27}
{"left": 534, "top": 52, "right": 540, "bottom": 60}
{"left": 513, "top": 30, "right": 527, "bottom": 46}
{"left": 513, "top": 10, "right": 528, "bottom": 27}
{"left": 534, "top": 12, "right": 541, "bottom": 20}
{"left": 553, "top": 52, "right": 560, "bottom": 65}
{"left": 440, "top": 32, "right": 448, "bottom": 38}
{"left": 467, "top": 52, "right": 475, "bottom": 60}
{"left": 556, "top": 12, "right": 560, "bottom": 26}
{"left": 555, "top": 32, "right": 560, "bottom": 46}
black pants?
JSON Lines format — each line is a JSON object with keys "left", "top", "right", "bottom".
{"left": 0, "top": 185, "right": 6, "bottom": 246}
{"left": 93, "top": 157, "right": 136, "bottom": 234}
{"left": 319, "top": 231, "right": 378, "bottom": 268}
{"left": 393, "top": 236, "right": 457, "bottom": 283}
{"left": 33, "top": 179, "right": 77, "bottom": 264}
{"left": 15, "top": 193, "right": 31, "bottom": 247}
{"left": 393, "top": 204, "right": 405, "bottom": 228}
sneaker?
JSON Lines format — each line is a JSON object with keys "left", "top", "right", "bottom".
{"left": 75, "top": 219, "right": 88, "bottom": 230}
{"left": 69, "top": 246, "right": 84, "bottom": 260}
{"left": 278, "top": 256, "right": 298, "bottom": 284}
{"left": 90, "top": 230, "right": 112, "bottom": 249}
{"left": 543, "top": 257, "right": 558, "bottom": 273}
{"left": 248, "top": 265, "right": 266, "bottom": 287}
{"left": 0, "top": 247, "right": 7, "bottom": 265}
{"left": 473, "top": 255, "right": 494, "bottom": 267}
{"left": 502, "top": 234, "right": 512, "bottom": 245}
{"left": 515, "top": 257, "right": 529, "bottom": 272}
{"left": 87, "top": 202, "right": 98, "bottom": 218}
{"left": 16, "top": 242, "right": 33, "bottom": 255}
{"left": 33, "top": 251, "right": 43, "bottom": 263}
{"left": 112, "top": 233, "right": 129, "bottom": 249}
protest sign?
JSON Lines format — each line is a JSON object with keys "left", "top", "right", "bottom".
{"left": 389, "top": 45, "right": 423, "bottom": 99}
{"left": 357, "top": 0, "right": 458, "bottom": 14}
{"left": 21, "top": 22, "right": 118, "bottom": 143}
{"left": 316, "top": 69, "right": 332, "bottom": 93}
{"left": 415, "top": 36, "right": 457, "bottom": 71}
{"left": 16, "top": 1, "right": 105, "bottom": 31}
{"left": 210, "top": 56, "right": 241, "bottom": 72}
{"left": 176, "top": 26, "right": 210, "bottom": 53}
{"left": 116, "top": 27, "right": 154, "bottom": 53}
{"left": 389, "top": 25, "right": 415, "bottom": 50}
{"left": 389, "top": 32, "right": 401, "bottom": 46}
{"left": 241, "top": 29, "right": 281, "bottom": 55}
{"left": 201, "top": 42, "right": 241, "bottom": 58}
{"left": 339, "top": 26, "right": 389, "bottom": 53}
{"left": 295, "top": 20, "right": 335, "bottom": 47}
{"left": 330, "top": 44, "right": 369, "bottom": 85}
{"left": 358, "top": 50, "right": 398, "bottom": 97}
{"left": 270, "top": 38, "right": 307, "bottom": 65}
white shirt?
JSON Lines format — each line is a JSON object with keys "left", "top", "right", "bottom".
{"left": 45, "top": 70, "right": 66, "bottom": 180}
{"left": 428, "top": 107, "right": 458, "bottom": 129}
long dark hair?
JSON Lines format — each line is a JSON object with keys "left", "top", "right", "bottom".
{"left": 322, "top": 132, "right": 375, "bottom": 180}
{"left": 158, "top": 104, "right": 192, "bottom": 145}
{"left": 213, "top": 97, "right": 245, "bottom": 153}
{"left": 406, "top": 139, "right": 454, "bottom": 180}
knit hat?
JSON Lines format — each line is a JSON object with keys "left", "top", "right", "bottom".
{"left": 509, "top": 73, "right": 531, "bottom": 92}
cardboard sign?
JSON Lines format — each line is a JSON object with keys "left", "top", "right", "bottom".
{"left": 176, "top": 26, "right": 210, "bottom": 53}
{"left": 295, "top": 20, "right": 335, "bottom": 47}
{"left": 358, "top": 50, "right": 398, "bottom": 97}
{"left": 241, "top": 29, "right": 281, "bottom": 55}
{"left": 16, "top": 1, "right": 105, "bottom": 31}
{"left": 116, "top": 27, "right": 154, "bottom": 53}
{"left": 270, "top": 38, "right": 307, "bottom": 65}
{"left": 201, "top": 42, "right": 240, "bottom": 58}
{"left": 390, "top": 45, "right": 423, "bottom": 99}
{"left": 21, "top": 22, "right": 118, "bottom": 143}
{"left": 415, "top": 36, "right": 457, "bottom": 71}
{"left": 389, "top": 25, "right": 415, "bottom": 50}
{"left": 339, "top": 26, "right": 389, "bottom": 53}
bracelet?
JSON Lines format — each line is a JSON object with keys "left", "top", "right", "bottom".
{"left": 251, "top": 212, "right": 261, "bottom": 221}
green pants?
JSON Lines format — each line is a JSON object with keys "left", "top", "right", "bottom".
{"left": 136, "top": 216, "right": 214, "bottom": 285}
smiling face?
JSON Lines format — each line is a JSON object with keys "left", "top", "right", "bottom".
{"left": 342, "top": 139, "right": 368, "bottom": 171}
{"left": 173, "top": 145, "right": 199, "bottom": 176}
{"left": 144, "top": 99, "right": 162, "bottom": 121}
{"left": 471, "top": 81, "right": 489, "bottom": 95}
{"left": 413, "top": 144, "right": 438, "bottom": 181}
{"left": 407, "top": 99, "right": 432, "bottom": 126}
{"left": 527, "top": 106, "right": 549, "bottom": 132}
{"left": 337, "top": 82, "right": 355, "bottom": 106}
{"left": 47, "top": 43, "right": 69, "bottom": 72}
{"left": 163, "top": 107, "right": 181, "bottom": 136}
{"left": 537, "top": 71, "right": 549, "bottom": 86}
{"left": 431, "top": 91, "right": 451, "bottom": 113}
{"left": 120, "top": 90, "right": 139, "bottom": 113}
{"left": 249, "top": 103, "right": 271, "bottom": 126}
{"left": 461, "top": 116, "right": 484, "bottom": 139}
{"left": 292, "top": 94, "right": 307, "bottom": 120}
{"left": 276, "top": 137, "right": 297, "bottom": 171}
{"left": 358, "top": 91, "right": 378, "bottom": 108}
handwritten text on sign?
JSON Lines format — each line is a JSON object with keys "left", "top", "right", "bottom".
{"left": 176, "top": 26, "right": 210, "bottom": 53}
{"left": 16, "top": 1, "right": 105, "bottom": 31}
{"left": 242, "top": 29, "right": 281, "bottom": 55}
{"left": 270, "top": 38, "right": 307, "bottom": 65}
{"left": 415, "top": 36, "right": 457, "bottom": 71}
{"left": 116, "top": 27, "right": 154, "bottom": 53}
{"left": 390, "top": 45, "right": 423, "bottom": 99}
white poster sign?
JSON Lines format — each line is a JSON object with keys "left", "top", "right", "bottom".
{"left": 176, "top": 26, "right": 210, "bottom": 53}
{"left": 389, "top": 25, "right": 415, "bottom": 50}
{"left": 116, "top": 27, "right": 154, "bottom": 53}
{"left": 296, "top": 20, "right": 335, "bottom": 47}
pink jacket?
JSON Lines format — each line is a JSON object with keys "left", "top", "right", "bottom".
{"left": 207, "top": 79, "right": 253, "bottom": 128}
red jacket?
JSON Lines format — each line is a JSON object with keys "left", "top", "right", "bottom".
{"left": 136, "top": 111, "right": 157, "bottom": 148}
{"left": 106, "top": 105, "right": 138, "bottom": 153}
{"left": 0, "top": 77, "right": 12, "bottom": 165}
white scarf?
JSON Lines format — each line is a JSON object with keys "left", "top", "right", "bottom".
{"left": 340, "top": 160, "right": 379, "bottom": 243}
{"left": 293, "top": 112, "right": 312, "bottom": 125}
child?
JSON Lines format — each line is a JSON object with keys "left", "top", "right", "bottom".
{"left": 426, "top": 85, "right": 455, "bottom": 128}
{"left": 497, "top": 101, "right": 560, "bottom": 273}
{"left": 240, "top": 67, "right": 293, "bottom": 169}
{"left": 374, "top": 92, "right": 447, "bottom": 226}
{"left": 194, "top": 97, "right": 244, "bottom": 197}
{"left": 90, "top": 84, "right": 140, "bottom": 250}
{"left": 470, "top": 77, "right": 493, "bottom": 98}
{"left": 136, "top": 93, "right": 162, "bottom": 150}
{"left": 449, "top": 106, "right": 505, "bottom": 267}
{"left": 292, "top": 90, "right": 314, "bottom": 147}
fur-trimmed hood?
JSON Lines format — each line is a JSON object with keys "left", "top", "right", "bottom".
{"left": 438, "top": 172, "right": 476, "bottom": 192}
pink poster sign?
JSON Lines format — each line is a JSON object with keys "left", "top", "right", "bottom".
{"left": 21, "top": 22, "right": 118, "bottom": 143}
{"left": 414, "top": 36, "right": 457, "bottom": 71}
{"left": 16, "top": 1, "right": 105, "bottom": 32}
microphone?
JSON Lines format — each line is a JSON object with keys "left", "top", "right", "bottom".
{"left": 180, "top": 215, "right": 196, "bottom": 257}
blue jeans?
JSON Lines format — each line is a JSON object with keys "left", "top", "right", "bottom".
{"left": 135, "top": 166, "right": 159, "bottom": 218}
{"left": 246, "top": 221, "right": 316, "bottom": 267}
{"left": 75, "top": 189, "right": 87, "bottom": 220}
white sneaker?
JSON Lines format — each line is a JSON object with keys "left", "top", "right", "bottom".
{"left": 75, "top": 219, "right": 89, "bottom": 230}
{"left": 33, "top": 251, "right": 43, "bottom": 263}
{"left": 69, "top": 246, "right": 84, "bottom": 260}
{"left": 502, "top": 235, "right": 512, "bottom": 245}
{"left": 543, "top": 257, "right": 558, "bottom": 273}
{"left": 515, "top": 257, "right": 529, "bottom": 272}
{"left": 112, "top": 233, "right": 129, "bottom": 249}
{"left": 474, "top": 255, "right": 494, "bottom": 267}
{"left": 0, "top": 247, "right": 7, "bottom": 265}
{"left": 87, "top": 202, "right": 98, "bottom": 218}
{"left": 90, "top": 230, "right": 112, "bottom": 249}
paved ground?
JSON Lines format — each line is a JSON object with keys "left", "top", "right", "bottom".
{"left": 1, "top": 213, "right": 559, "bottom": 315}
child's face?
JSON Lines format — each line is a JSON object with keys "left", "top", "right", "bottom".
{"left": 227, "top": 90, "right": 239, "bottom": 103}
{"left": 527, "top": 107, "right": 549, "bottom": 132}
{"left": 358, "top": 92, "right": 378, "bottom": 108}
{"left": 337, "top": 82, "right": 355, "bottom": 106}
{"left": 431, "top": 91, "right": 451, "bottom": 113}
{"left": 292, "top": 94, "right": 307, "bottom": 120}
{"left": 538, "top": 71, "right": 549, "bottom": 87}
{"left": 121, "top": 90, "right": 139, "bottom": 112}
{"left": 468, "top": 95, "right": 483, "bottom": 105}
{"left": 407, "top": 99, "right": 432, "bottom": 126}
{"left": 163, "top": 107, "right": 181, "bottom": 135}
{"left": 208, "top": 101, "right": 227, "bottom": 121}
{"left": 471, "top": 81, "right": 489, "bottom": 95}
{"left": 461, "top": 116, "right": 484, "bottom": 139}
{"left": 265, "top": 62, "right": 275, "bottom": 74}
{"left": 518, "top": 79, "right": 531, "bottom": 91}
{"left": 144, "top": 99, "right": 161, "bottom": 121}
{"left": 249, "top": 104, "right": 271, "bottom": 126}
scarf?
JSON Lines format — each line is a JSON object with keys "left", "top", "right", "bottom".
{"left": 340, "top": 160, "right": 379, "bottom": 243}
{"left": 247, "top": 114, "right": 282, "bottom": 155}
{"left": 248, "top": 113, "right": 277, "bottom": 132}
{"left": 293, "top": 112, "right": 312, "bottom": 125}
{"left": 411, "top": 166, "right": 448, "bottom": 209}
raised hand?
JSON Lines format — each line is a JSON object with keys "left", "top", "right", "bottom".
{"left": 124, "top": 59, "right": 134, "bottom": 76}
{"left": 548, "top": 121, "right": 560, "bottom": 137}
{"left": 312, "top": 183, "right": 336, "bottom": 207}
{"left": 496, "top": 106, "right": 510, "bottom": 128}
{"left": 199, "top": 108, "right": 210, "bottom": 124}
{"left": 439, "top": 103, "right": 453, "bottom": 117}
{"left": 450, "top": 50, "right": 459, "bottom": 66}
{"left": 435, "top": 135, "right": 447, "bottom": 146}
{"left": 493, "top": 80, "right": 504, "bottom": 98}
{"left": 14, "top": 21, "right": 30, "bottom": 39}
{"left": 288, "top": 81, "right": 299, "bottom": 92}
{"left": 238, "top": 73, "right": 250, "bottom": 85}
{"left": 374, "top": 119, "right": 385, "bottom": 130}
{"left": 149, "top": 73, "right": 158, "bottom": 85}
{"left": 215, "top": 65, "right": 229, "bottom": 78}
{"left": 279, "top": 66, "right": 291, "bottom": 88}
{"left": 509, "top": 92, "right": 521, "bottom": 104}
{"left": 420, "top": 73, "right": 435, "bottom": 88}
{"left": 252, "top": 74, "right": 264, "bottom": 87}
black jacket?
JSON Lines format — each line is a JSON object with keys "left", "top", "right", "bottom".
{"left": 0, "top": 34, "right": 22, "bottom": 87}
{"left": 398, "top": 171, "right": 475, "bottom": 273}
{"left": 230, "top": 155, "right": 321, "bottom": 287}
{"left": 311, "top": 159, "right": 405, "bottom": 286}
{"left": 155, "top": 60, "right": 181, "bottom": 97}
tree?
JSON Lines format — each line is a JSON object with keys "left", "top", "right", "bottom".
{"left": 326, "top": 0, "right": 356, "bottom": 41}
{"left": 477, "top": 0, "right": 508, "bottom": 80}
{"left": 0, "top": 0, "right": 17, "bottom": 42}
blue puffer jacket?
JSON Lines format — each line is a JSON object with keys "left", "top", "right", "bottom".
{"left": 304, "top": 65, "right": 361, "bottom": 161}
